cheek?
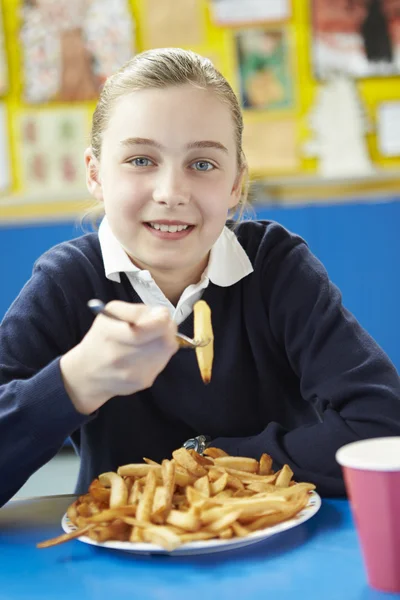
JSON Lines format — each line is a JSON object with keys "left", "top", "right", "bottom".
{"left": 104, "top": 176, "right": 146, "bottom": 214}
{"left": 200, "top": 180, "right": 235, "bottom": 217}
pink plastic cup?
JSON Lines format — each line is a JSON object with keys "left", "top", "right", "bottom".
{"left": 336, "top": 437, "right": 400, "bottom": 593}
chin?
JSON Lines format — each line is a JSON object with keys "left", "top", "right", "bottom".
{"left": 148, "top": 259, "right": 188, "bottom": 272}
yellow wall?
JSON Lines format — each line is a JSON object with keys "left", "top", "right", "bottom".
{"left": 1, "top": 0, "right": 399, "bottom": 221}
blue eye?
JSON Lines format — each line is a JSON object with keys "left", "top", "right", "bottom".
{"left": 131, "top": 157, "right": 153, "bottom": 167}
{"left": 192, "top": 161, "right": 214, "bottom": 171}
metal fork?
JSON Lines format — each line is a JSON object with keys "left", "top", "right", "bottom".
{"left": 87, "top": 299, "right": 210, "bottom": 349}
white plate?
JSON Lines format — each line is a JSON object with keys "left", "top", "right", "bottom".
{"left": 61, "top": 490, "right": 321, "bottom": 555}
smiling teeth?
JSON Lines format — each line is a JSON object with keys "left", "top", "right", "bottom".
{"left": 149, "top": 223, "right": 189, "bottom": 232}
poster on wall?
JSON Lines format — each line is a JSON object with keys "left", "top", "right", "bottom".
{"left": 243, "top": 117, "right": 299, "bottom": 173}
{"left": 20, "top": 0, "right": 135, "bottom": 103}
{"left": 211, "top": 0, "right": 291, "bottom": 26}
{"left": 19, "top": 108, "right": 89, "bottom": 196}
{"left": 304, "top": 75, "right": 375, "bottom": 178}
{"left": 377, "top": 101, "right": 400, "bottom": 156}
{"left": 235, "top": 28, "right": 294, "bottom": 111}
{"left": 142, "top": 0, "right": 206, "bottom": 48}
{"left": 312, "top": 0, "right": 400, "bottom": 78}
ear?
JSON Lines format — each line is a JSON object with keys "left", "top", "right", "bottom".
{"left": 84, "top": 148, "right": 103, "bottom": 202}
{"left": 228, "top": 165, "right": 247, "bottom": 210}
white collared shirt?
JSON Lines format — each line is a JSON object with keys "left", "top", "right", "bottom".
{"left": 98, "top": 217, "right": 254, "bottom": 325}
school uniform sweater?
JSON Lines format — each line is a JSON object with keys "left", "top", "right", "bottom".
{"left": 1, "top": 220, "right": 400, "bottom": 505}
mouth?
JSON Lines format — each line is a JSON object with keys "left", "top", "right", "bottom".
{"left": 143, "top": 221, "right": 195, "bottom": 240}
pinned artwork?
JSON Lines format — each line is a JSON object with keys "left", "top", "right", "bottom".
{"left": 377, "top": 101, "right": 400, "bottom": 156}
{"left": 235, "top": 28, "right": 294, "bottom": 111}
{"left": 141, "top": 0, "right": 206, "bottom": 48}
{"left": 304, "top": 75, "right": 375, "bottom": 178}
{"left": 19, "top": 108, "right": 89, "bottom": 195}
{"left": 211, "top": 0, "right": 291, "bottom": 26}
{"left": 20, "top": 0, "right": 135, "bottom": 103}
{"left": 243, "top": 117, "right": 299, "bottom": 173}
{"left": 312, "top": 0, "right": 400, "bottom": 78}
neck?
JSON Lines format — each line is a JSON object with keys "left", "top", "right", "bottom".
{"left": 126, "top": 253, "right": 210, "bottom": 305}
{"left": 152, "top": 257, "right": 209, "bottom": 305}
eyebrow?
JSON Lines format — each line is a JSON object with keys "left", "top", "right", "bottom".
{"left": 119, "top": 137, "right": 229, "bottom": 154}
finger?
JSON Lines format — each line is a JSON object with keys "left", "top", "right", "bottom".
{"left": 135, "top": 321, "right": 179, "bottom": 356}
{"left": 104, "top": 301, "right": 161, "bottom": 325}
{"left": 99, "top": 303, "right": 177, "bottom": 347}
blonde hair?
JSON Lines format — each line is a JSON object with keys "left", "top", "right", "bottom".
{"left": 88, "top": 48, "right": 250, "bottom": 224}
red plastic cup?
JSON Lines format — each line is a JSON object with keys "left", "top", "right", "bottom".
{"left": 336, "top": 437, "right": 400, "bottom": 593}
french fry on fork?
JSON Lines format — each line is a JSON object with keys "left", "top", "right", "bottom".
{"left": 193, "top": 300, "right": 214, "bottom": 384}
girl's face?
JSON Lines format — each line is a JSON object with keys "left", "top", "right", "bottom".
{"left": 85, "top": 84, "right": 242, "bottom": 279}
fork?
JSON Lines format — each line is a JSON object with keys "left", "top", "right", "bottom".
{"left": 87, "top": 299, "right": 210, "bottom": 349}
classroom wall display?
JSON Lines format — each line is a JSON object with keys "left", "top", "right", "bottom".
{"left": 18, "top": 108, "right": 89, "bottom": 195}
{"left": 311, "top": 0, "right": 400, "bottom": 79}
{"left": 1, "top": 0, "right": 400, "bottom": 223}
{"left": 140, "top": 0, "right": 206, "bottom": 48}
{"left": 243, "top": 117, "right": 299, "bottom": 173}
{"left": 235, "top": 28, "right": 294, "bottom": 111}
{"left": 304, "top": 75, "right": 375, "bottom": 177}
{"left": 210, "top": 0, "right": 291, "bottom": 26}
{"left": 377, "top": 101, "right": 400, "bottom": 156}
{"left": 20, "top": 0, "right": 135, "bottom": 103}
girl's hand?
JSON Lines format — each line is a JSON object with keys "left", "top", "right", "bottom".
{"left": 60, "top": 301, "right": 179, "bottom": 414}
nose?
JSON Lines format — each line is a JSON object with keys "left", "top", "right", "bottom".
{"left": 152, "top": 167, "right": 190, "bottom": 207}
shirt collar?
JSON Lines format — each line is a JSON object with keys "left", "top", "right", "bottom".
{"left": 98, "top": 216, "right": 253, "bottom": 287}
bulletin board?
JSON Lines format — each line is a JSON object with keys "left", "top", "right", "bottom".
{"left": 0, "top": 0, "right": 399, "bottom": 222}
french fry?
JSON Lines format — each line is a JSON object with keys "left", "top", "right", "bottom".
{"left": 37, "top": 524, "right": 96, "bottom": 548}
{"left": 161, "top": 460, "right": 176, "bottom": 513}
{"left": 89, "top": 478, "right": 111, "bottom": 504}
{"left": 129, "top": 525, "right": 144, "bottom": 543}
{"left": 231, "top": 521, "right": 250, "bottom": 538}
{"left": 37, "top": 446, "right": 316, "bottom": 551}
{"left": 194, "top": 475, "right": 211, "bottom": 497}
{"left": 203, "top": 447, "right": 229, "bottom": 458}
{"left": 213, "top": 489, "right": 234, "bottom": 501}
{"left": 210, "top": 473, "right": 228, "bottom": 495}
{"left": 98, "top": 472, "right": 128, "bottom": 508}
{"left": 136, "top": 470, "right": 157, "bottom": 522}
{"left": 193, "top": 300, "right": 214, "bottom": 384}
{"left": 179, "top": 531, "right": 215, "bottom": 543}
{"left": 128, "top": 479, "right": 142, "bottom": 505}
{"left": 219, "top": 527, "right": 234, "bottom": 539}
{"left": 214, "top": 457, "right": 259, "bottom": 473}
{"left": 205, "top": 510, "right": 242, "bottom": 533}
{"left": 259, "top": 453, "right": 273, "bottom": 476}
{"left": 143, "top": 457, "right": 161, "bottom": 466}
{"left": 141, "top": 525, "right": 182, "bottom": 552}
{"left": 166, "top": 509, "right": 201, "bottom": 532}
{"left": 87, "top": 506, "right": 137, "bottom": 523}
{"left": 188, "top": 449, "right": 214, "bottom": 467}
{"left": 118, "top": 464, "right": 161, "bottom": 479}
{"left": 275, "top": 465, "right": 294, "bottom": 488}
{"left": 172, "top": 448, "right": 207, "bottom": 478}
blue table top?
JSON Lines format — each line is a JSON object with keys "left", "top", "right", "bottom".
{"left": 0, "top": 494, "right": 398, "bottom": 600}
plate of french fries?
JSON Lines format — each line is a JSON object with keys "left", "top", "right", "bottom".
{"left": 38, "top": 447, "right": 321, "bottom": 555}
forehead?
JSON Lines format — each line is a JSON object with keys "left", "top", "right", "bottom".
{"left": 103, "top": 84, "right": 236, "bottom": 151}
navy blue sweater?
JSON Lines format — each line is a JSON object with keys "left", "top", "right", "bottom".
{"left": 1, "top": 220, "right": 400, "bottom": 505}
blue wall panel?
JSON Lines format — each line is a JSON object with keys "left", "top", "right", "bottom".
{"left": 1, "top": 199, "right": 399, "bottom": 370}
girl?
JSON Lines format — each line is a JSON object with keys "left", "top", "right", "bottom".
{"left": 1, "top": 48, "right": 399, "bottom": 505}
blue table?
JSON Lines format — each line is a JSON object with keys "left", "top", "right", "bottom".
{"left": 0, "top": 494, "right": 398, "bottom": 600}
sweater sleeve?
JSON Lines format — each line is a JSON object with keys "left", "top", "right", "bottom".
{"left": 0, "top": 265, "right": 92, "bottom": 506}
{"left": 213, "top": 228, "right": 400, "bottom": 496}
